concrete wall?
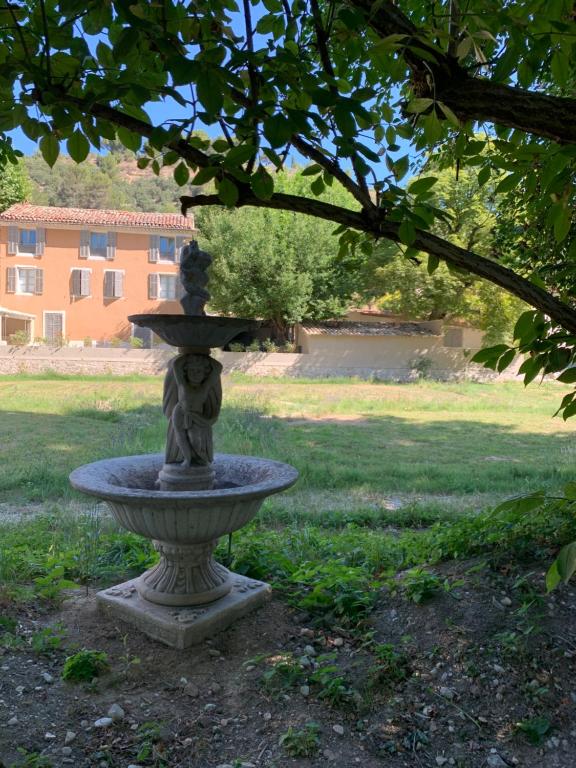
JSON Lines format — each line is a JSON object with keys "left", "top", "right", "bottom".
{"left": 0, "top": 345, "right": 518, "bottom": 381}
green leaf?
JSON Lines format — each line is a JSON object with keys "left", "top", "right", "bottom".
{"left": 310, "top": 176, "right": 325, "bottom": 196}
{"left": 553, "top": 206, "right": 571, "bottom": 242}
{"left": 405, "top": 98, "right": 433, "bottom": 114}
{"left": 557, "top": 367, "right": 576, "bottom": 384}
{"left": 67, "top": 130, "right": 90, "bottom": 163}
{"left": 301, "top": 164, "right": 323, "bottom": 177}
{"left": 437, "top": 102, "right": 459, "bottom": 127}
{"left": 393, "top": 155, "right": 410, "bottom": 181}
{"left": 427, "top": 254, "right": 440, "bottom": 274}
{"left": 117, "top": 127, "right": 141, "bottom": 152}
{"left": 398, "top": 220, "right": 416, "bottom": 245}
{"left": 196, "top": 72, "right": 224, "bottom": 115}
{"left": 497, "top": 348, "right": 516, "bottom": 372}
{"left": 513, "top": 310, "right": 541, "bottom": 343}
{"left": 40, "top": 134, "right": 60, "bottom": 168}
{"left": 251, "top": 167, "right": 274, "bottom": 200}
{"left": 216, "top": 177, "right": 239, "bottom": 207}
{"left": 548, "top": 541, "right": 576, "bottom": 590}
{"left": 224, "top": 144, "right": 258, "bottom": 167}
{"left": 477, "top": 166, "right": 491, "bottom": 187}
{"left": 408, "top": 176, "right": 438, "bottom": 196}
{"left": 263, "top": 114, "right": 293, "bottom": 148}
{"left": 192, "top": 166, "right": 219, "bottom": 186}
{"left": 333, "top": 105, "right": 356, "bottom": 138}
{"left": 471, "top": 344, "right": 510, "bottom": 364}
{"left": 174, "top": 162, "right": 190, "bottom": 186}
{"left": 495, "top": 173, "right": 522, "bottom": 194}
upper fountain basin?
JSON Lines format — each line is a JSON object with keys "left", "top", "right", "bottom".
{"left": 128, "top": 314, "right": 256, "bottom": 349}
{"left": 69, "top": 453, "right": 298, "bottom": 544}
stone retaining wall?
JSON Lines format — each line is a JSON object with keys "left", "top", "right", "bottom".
{"left": 0, "top": 345, "right": 521, "bottom": 380}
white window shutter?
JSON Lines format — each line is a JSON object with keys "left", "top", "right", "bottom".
{"left": 34, "top": 268, "right": 44, "bottom": 295}
{"left": 35, "top": 228, "right": 46, "bottom": 257}
{"left": 148, "top": 273, "right": 158, "bottom": 299}
{"left": 106, "top": 231, "right": 116, "bottom": 260}
{"left": 6, "top": 267, "right": 16, "bottom": 293}
{"left": 175, "top": 236, "right": 187, "bottom": 263}
{"left": 79, "top": 230, "right": 90, "bottom": 258}
{"left": 7, "top": 227, "right": 18, "bottom": 255}
{"left": 115, "top": 271, "right": 124, "bottom": 298}
{"left": 81, "top": 269, "right": 90, "bottom": 296}
{"left": 149, "top": 235, "right": 159, "bottom": 262}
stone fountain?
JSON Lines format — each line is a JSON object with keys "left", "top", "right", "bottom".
{"left": 69, "top": 241, "right": 298, "bottom": 648}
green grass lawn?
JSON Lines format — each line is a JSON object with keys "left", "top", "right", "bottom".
{"left": 1, "top": 372, "right": 575, "bottom": 613}
{"left": 0, "top": 374, "right": 573, "bottom": 517}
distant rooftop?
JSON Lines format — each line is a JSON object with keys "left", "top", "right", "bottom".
{"left": 0, "top": 203, "right": 195, "bottom": 231}
{"left": 301, "top": 321, "right": 439, "bottom": 336}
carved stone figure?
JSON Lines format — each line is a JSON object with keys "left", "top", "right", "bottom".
{"left": 163, "top": 353, "right": 223, "bottom": 466}
{"left": 179, "top": 240, "right": 212, "bottom": 316}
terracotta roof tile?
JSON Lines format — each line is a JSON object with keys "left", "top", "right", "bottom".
{"left": 301, "top": 321, "right": 438, "bottom": 337}
{"left": 0, "top": 203, "right": 195, "bottom": 231}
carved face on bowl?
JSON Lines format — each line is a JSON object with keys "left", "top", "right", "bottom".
{"left": 184, "top": 357, "right": 211, "bottom": 385}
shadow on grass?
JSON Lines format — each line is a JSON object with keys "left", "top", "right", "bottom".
{"left": 1, "top": 398, "right": 573, "bottom": 503}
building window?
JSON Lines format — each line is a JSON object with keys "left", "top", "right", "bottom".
{"left": 5, "top": 266, "right": 43, "bottom": 295}
{"left": 158, "top": 274, "right": 177, "bottom": 300}
{"left": 18, "top": 267, "right": 37, "bottom": 294}
{"left": 90, "top": 232, "right": 107, "bottom": 258}
{"left": 7, "top": 226, "right": 45, "bottom": 257}
{"left": 159, "top": 237, "right": 176, "bottom": 262}
{"left": 148, "top": 273, "right": 177, "bottom": 300}
{"left": 149, "top": 234, "right": 186, "bottom": 263}
{"left": 18, "top": 229, "right": 37, "bottom": 255}
{"left": 104, "top": 270, "right": 124, "bottom": 299}
{"left": 70, "top": 268, "right": 91, "bottom": 298}
{"left": 44, "top": 312, "right": 64, "bottom": 343}
{"left": 80, "top": 230, "right": 116, "bottom": 260}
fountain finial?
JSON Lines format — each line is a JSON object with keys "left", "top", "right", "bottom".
{"left": 179, "top": 240, "right": 212, "bottom": 316}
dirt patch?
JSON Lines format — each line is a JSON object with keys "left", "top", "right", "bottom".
{"left": 1, "top": 563, "right": 575, "bottom": 768}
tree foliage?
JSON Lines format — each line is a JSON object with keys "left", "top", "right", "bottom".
{"left": 0, "top": 160, "right": 31, "bottom": 212}
{"left": 24, "top": 145, "right": 184, "bottom": 212}
{"left": 0, "top": 0, "right": 576, "bottom": 410}
{"left": 363, "top": 164, "right": 525, "bottom": 343}
{"left": 199, "top": 170, "right": 359, "bottom": 339}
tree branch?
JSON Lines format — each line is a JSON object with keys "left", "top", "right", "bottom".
{"left": 181, "top": 189, "right": 576, "bottom": 334}
{"left": 347, "top": 0, "right": 576, "bottom": 145}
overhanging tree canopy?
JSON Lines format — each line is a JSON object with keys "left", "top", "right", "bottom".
{"left": 1, "top": 0, "right": 575, "bottom": 408}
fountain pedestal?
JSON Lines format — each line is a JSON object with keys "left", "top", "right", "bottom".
{"left": 70, "top": 452, "right": 297, "bottom": 648}
{"left": 98, "top": 574, "right": 271, "bottom": 649}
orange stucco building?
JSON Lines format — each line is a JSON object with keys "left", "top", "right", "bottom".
{"left": 0, "top": 203, "right": 196, "bottom": 346}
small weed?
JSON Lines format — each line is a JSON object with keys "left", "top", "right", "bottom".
{"left": 260, "top": 652, "right": 306, "bottom": 695}
{"left": 9, "top": 749, "right": 53, "bottom": 768}
{"left": 135, "top": 721, "right": 167, "bottom": 766}
{"left": 291, "top": 562, "right": 377, "bottom": 628}
{"left": 516, "top": 715, "right": 552, "bottom": 745}
{"left": 61, "top": 649, "right": 110, "bottom": 682}
{"left": 30, "top": 624, "right": 67, "bottom": 655}
{"left": 119, "top": 633, "right": 141, "bottom": 677}
{"left": 369, "top": 643, "right": 411, "bottom": 688}
{"left": 279, "top": 722, "right": 321, "bottom": 757}
{"left": 401, "top": 568, "right": 442, "bottom": 604}
{"left": 33, "top": 565, "right": 77, "bottom": 603}
{"left": 310, "top": 654, "right": 356, "bottom": 709}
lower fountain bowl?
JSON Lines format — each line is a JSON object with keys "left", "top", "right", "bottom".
{"left": 69, "top": 452, "right": 298, "bottom": 544}
{"left": 70, "top": 453, "right": 298, "bottom": 613}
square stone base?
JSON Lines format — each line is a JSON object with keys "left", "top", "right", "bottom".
{"left": 96, "top": 574, "right": 271, "bottom": 649}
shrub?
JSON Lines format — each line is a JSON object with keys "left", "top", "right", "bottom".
{"left": 8, "top": 329, "right": 30, "bottom": 346}
{"left": 61, "top": 649, "right": 110, "bottom": 682}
